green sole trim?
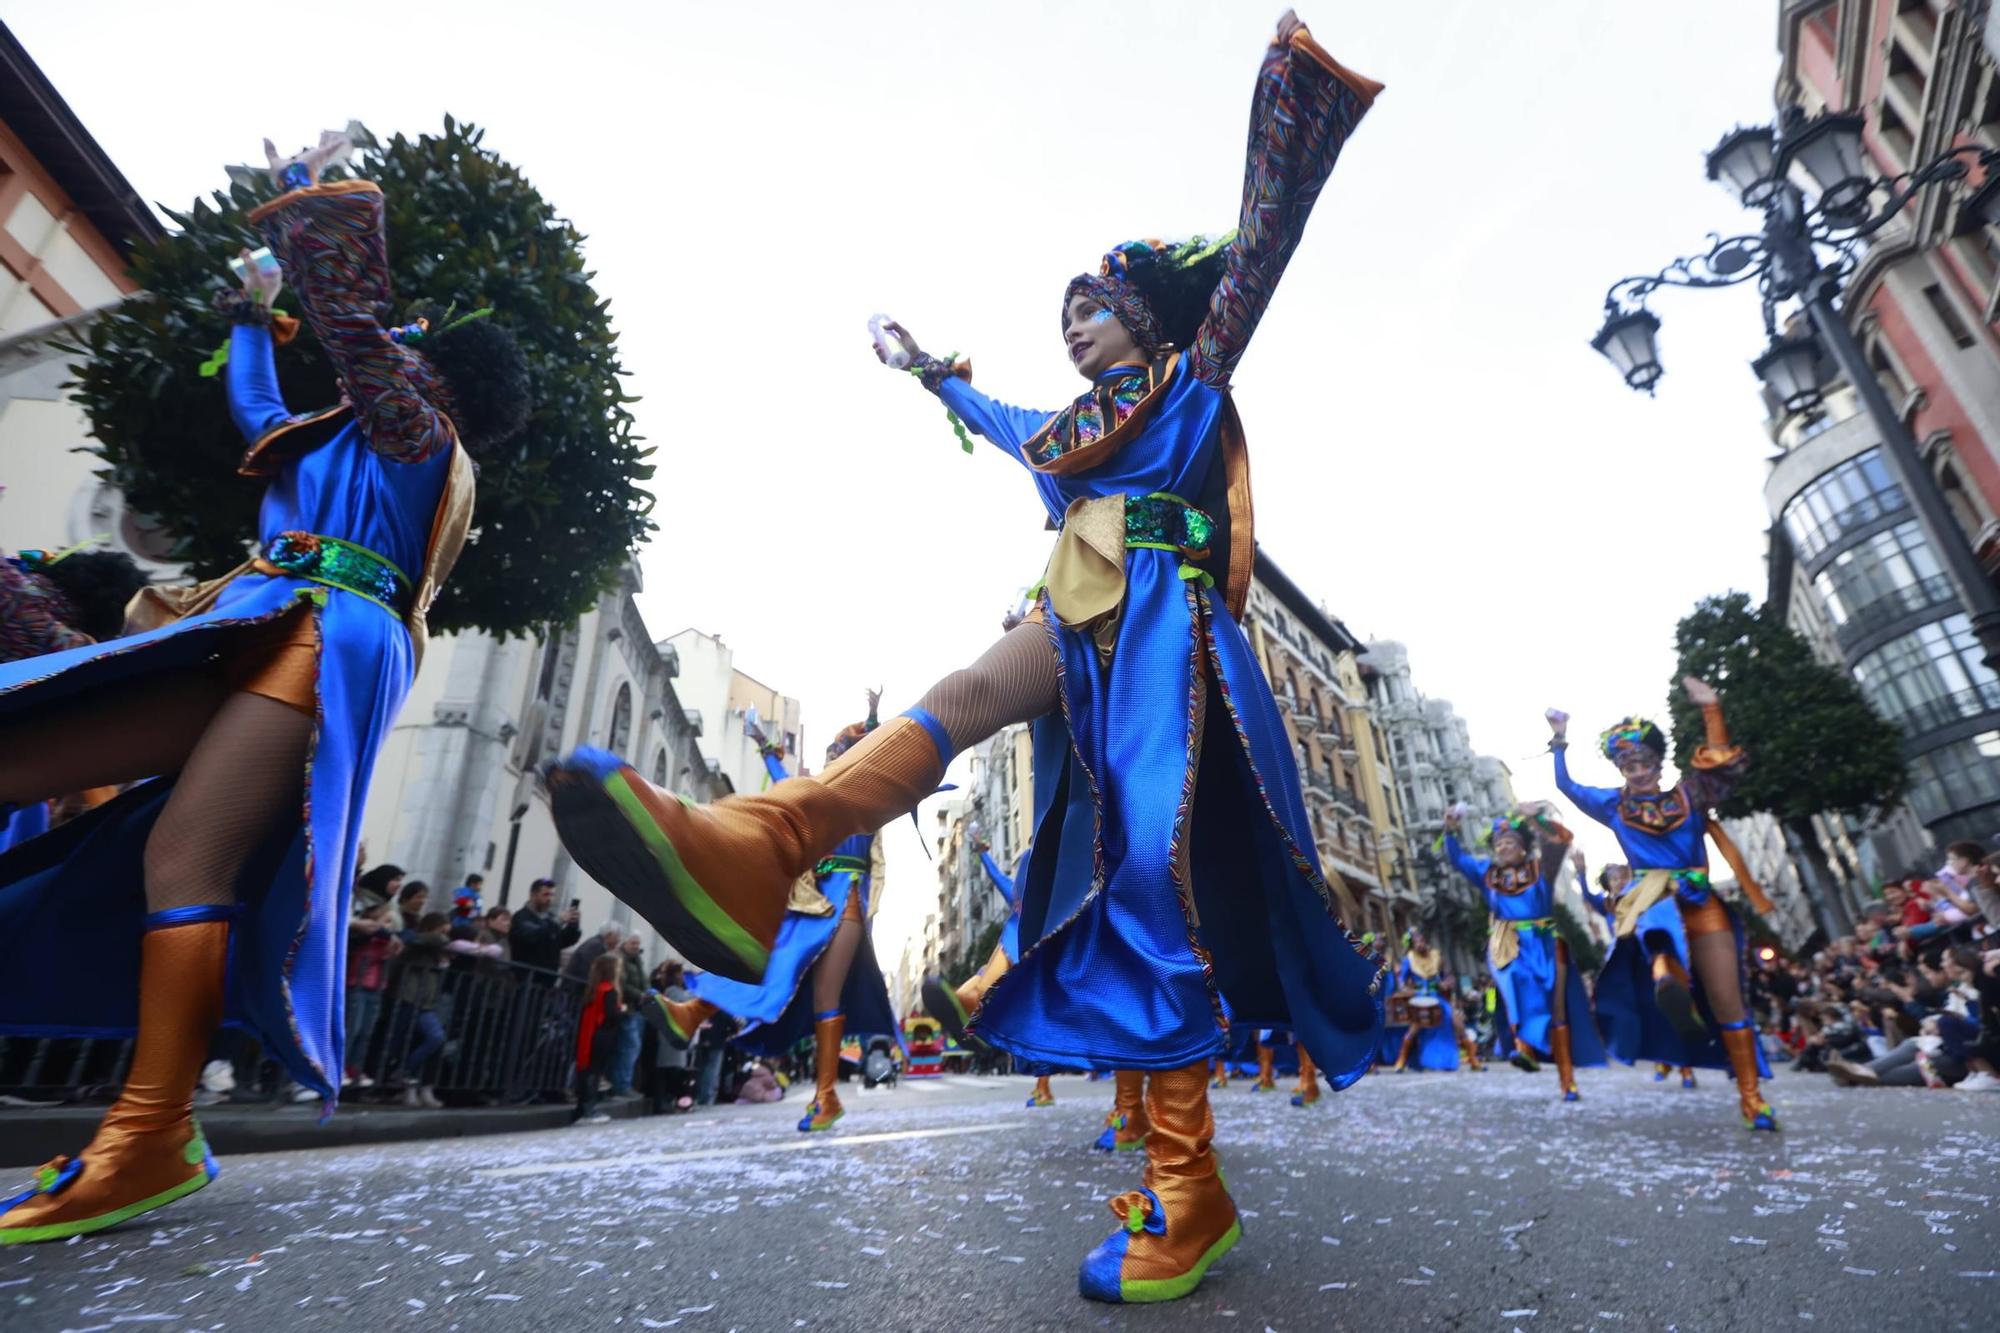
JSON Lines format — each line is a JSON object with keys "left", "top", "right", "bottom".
{"left": 604, "top": 772, "right": 769, "bottom": 975}
{"left": 802, "top": 1112, "right": 845, "bottom": 1132}
{"left": 1118, "top": 1217, "right": 1244, "bottom": 1303}
{"left": 1113, "top": 1139, "right": 1145, "bottom": 1152}
{"left": 0, "top": 1167, "right": 213, "bottom": 1245}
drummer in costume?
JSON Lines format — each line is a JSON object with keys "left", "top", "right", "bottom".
{"left": 1548, "top": 677, "right": 1778, "bottom": 1130}
{"left": 0, "top": 131, "right": 528, "bottom": 1241}
{"left": 646, "top": 697, "right": 900, "bottom": 1134}
{"left": 1443, "top": 805, "right": 1605, "bottom": 1101}
{"left": 1385, "top": 929, "right": 1480, "bottom": 1072}
{"left": 541, "top": 12, "right": 1386, "bottom": 1304}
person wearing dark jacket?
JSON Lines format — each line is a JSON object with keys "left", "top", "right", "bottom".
{"left": 510, "top": 878, "right": 581, "bottom": 976}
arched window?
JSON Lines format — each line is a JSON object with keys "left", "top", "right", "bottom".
{"left": 652, "top": 747, "right": 669, "bottom": 787}
{"left": 607, "top": 682, "right": 633, "bottom": 753}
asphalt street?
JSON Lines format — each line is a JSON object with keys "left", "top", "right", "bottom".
{"left": 3, "top": 1063, "right": 1996, "bottom": 1332}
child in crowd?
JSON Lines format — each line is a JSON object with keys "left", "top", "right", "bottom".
{"left": 573, "top": 952, "right": 625, "bottom": 1124}
{"left": 344, "top": 901, "right": 400, "bottom": 1088}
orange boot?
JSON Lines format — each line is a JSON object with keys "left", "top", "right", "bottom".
{"left": 1209, "top": 1057, "right": 1231, "bottom": 1090}
{"left": 1027, "top": 1074, "right": 1056, "bottom": 1108}
{"left": 1551, "top": 1025, "right": 1579, "bottom": 1102}
{"left": 1290, "top": 1047, "right": 1319, "bottom": 1107}
{"left": 547, "top": 717, "right": 947, "bottom": 982}
{"left": 922, "top": 942, "right": 1010, "bottom": 1051}
{"left": 1, "top": 912, "right": 227, "bottom": 1244}
{"left": 1390, "top": 1026, "right": 1416, "bottom": 1073}
{"left": 1719, "top": 1020, "right": 1777, "bottom": 1131}
{"left": 643, "top": 993, "right": 718, "bottom": 1050}
{"left": 1079, "top": 1060, "right": 1241, "bottom": 1303}
{"left": 1679, "top": 1066, "right": 1699, "bottom": 1089}
{"left": 1093, "top": 1070, "right": 1150, "bottom": 1152}
{"left": 1458, "top": 1029, "right": 1484, "bottom": 1071}
{"left": 797, "top": 1010, "right": 845, "bottom": 1132}
{"left": 1252, "top": 1042, "right": 1276, "bottom": 1092}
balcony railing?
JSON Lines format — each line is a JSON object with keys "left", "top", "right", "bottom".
{"left": 1884, "top": 683, "right": 2000, "bottom": 738}
{"left": 1830, "top": 574, "right": 1955, "bottom": 646}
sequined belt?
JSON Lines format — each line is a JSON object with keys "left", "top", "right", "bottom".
{"left": 257, "top": 531, "right": 412, "bottom": 616}
{"left": 814, "top": 854, "right": 870, "bottom": 878}
{"left": 1122, "top": 492, "right": 1214, "bottom": 560}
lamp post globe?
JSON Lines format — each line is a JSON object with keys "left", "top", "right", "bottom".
{"left": 1706, "top": 124, "right": 1780, "bottom": 207}
{"left": 1592, "top": 308, "right": 1665, "bottom": 393}
{"left": 1751, "top": 334, "right": 1826, "bottom": 413}
{"left": 1781, "top": 111, "right": 1871, "bottom": 220}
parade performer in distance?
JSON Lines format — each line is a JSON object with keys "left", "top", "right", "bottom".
{"left": 0, "top": 130, "right": 529, "bottom": 1243}
{"left": 1444, "top": 804, "right": 1605, "bottom": 1101}
{"left": 645, "top": 697, "right": 900, "bottom": 1134}
{"left": 1549, "top": 677, "right": 1778, "bottom": 1131}
{"left": 1385, "top": 929, "right": 1482, "bottom": 1072}
{"left": 542, "top": 11, "right": 1384, "bottom": 1304}
{"left": 0, "top": 543, "right": 149, "bottom": 853}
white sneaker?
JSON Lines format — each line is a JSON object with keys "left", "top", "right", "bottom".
{"left": 200, "top": 1059, "right": 236, "bottom": 1095}
{"left": 290, "top": 1085, "right": 321, "bottom": 1104}
{"left": 1956, "top": 1070, "right": 2000, "bottom": 1092}
{"left": 577, "top": 1113, "right": 611, "bottom": 1125}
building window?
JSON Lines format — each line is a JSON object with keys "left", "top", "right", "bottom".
{"left": 652, "top": 748, "right": 669, "bottom": 786}
{"left": 607, "top": 682, "right": 633, "bottom": 752}
{"left": 1852, "top": 613, "right": 2000, "bottom": 735}
{"left": 1906, "top": 730, "right": 2000, "bottom": 825}
{"left": 1780, "top": 449, "right": 1906, "bottom": 563}
{"left": 1811, "top": 519, "right": 1950, "bottom": 635}
{"left": 1922, "top": 283, "right": 1977, "bottom": 350}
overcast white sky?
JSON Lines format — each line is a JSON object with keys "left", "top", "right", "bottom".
{"left": 6, "top": 1, "right": 1790, "bottom": 954}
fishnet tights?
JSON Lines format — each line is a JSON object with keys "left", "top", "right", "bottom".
{"left": 1687, "top": 927, "right": 1747, "bottom": 1026}
{"left": 911, "top": 619, "right": 1061, "bottom": 755}
{"left": 810, "top": 890, "right": 865, "bottom": 1014}
{"left": 0, "top": 678, "right": 310, "bottom": 912}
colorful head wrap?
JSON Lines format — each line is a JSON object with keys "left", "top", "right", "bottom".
{"left": 1488, "top": 815, "right": 1531, "bottom": 849}
{"left": 1599, "top": 716, "right": 1667, "bottom": 765}
{"left": 1063, "top": 240, "right": 1170, "bottom": 360}
{"left": 825, "top": 719, "right": 871, "bottom": 763}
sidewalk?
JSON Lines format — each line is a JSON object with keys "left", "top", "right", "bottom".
{"left": 0, "top": 1095, "right": 651, "bottom": 1168}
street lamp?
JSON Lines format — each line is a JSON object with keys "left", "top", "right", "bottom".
{"left": 1593, "top": 105, "right": 2000, "bottom": 668}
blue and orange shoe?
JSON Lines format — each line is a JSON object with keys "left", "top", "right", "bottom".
{"left": 1681, "top": 1069, "right": 1699, "bottom": 1090}
{"left": 0, "top": 1119, "right": 217, "bottom": 1245}
{"left": 1744, "top": 1101, "right": 1779, "bottom": 1132}
{"left": 1561, "top": 1088, "right": 1581, "bottom": 1103}
{"left": 543, "top": 721, "right": 945, "bottom": 984}
{"left": 1653, "top": 1062, "right": 1671, "bottom": 1082}
{"left": 797, "top": 1095, "right": 845, "bottom": 1133}
{"left": 641, "top": 991, "right": 715, "bottom": 1051}
{"left": 1026, "top": 1076, "right": 1056, "bottom": 1108}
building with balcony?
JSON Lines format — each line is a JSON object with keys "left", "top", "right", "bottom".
{"left": 1768, "top": 2, "right": 2000, "bottom": 857}
{"left": 1244, "top": 549, "right": 1424, "bottom": 946}
{"left": 661, "top": 628, "right": 806, "bottom": 797}
{"left": 931, "top": 723, "right": 1033, "bottom": 978}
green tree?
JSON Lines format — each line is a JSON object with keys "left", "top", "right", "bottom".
{"left": 64, "top": 119, "right": 653, "bottom": 638}
{"left": 1668, "top": 592, "right": 1907, "bottom": 939}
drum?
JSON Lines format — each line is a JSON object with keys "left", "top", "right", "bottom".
{"left": 1408, "top": 994, "right": 1444, "bottom": 1029}
{"left": 1387, "top": 990, "right": 1414, "bottom": 1027}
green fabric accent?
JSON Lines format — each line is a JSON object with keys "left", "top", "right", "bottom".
{"left": 0, "top": 1166, "right": 212, "bottom": 1246}
{"left": 603, "top": 772, "right": 770, "bottom": 975}
{"left": 814, "top": 855, "right": 870, "bottom": 877}
{"left": 1116, "top": 1218, "right": 1243, "bottom": 1303}
{"left": 1124, "top": 1206, "right": 1146, "bottom": 1234}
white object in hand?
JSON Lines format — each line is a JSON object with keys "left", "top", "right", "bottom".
{"left": 869, "top": 314, "right": 912, "bottom": 369}
{"left": 229, "top": 247, "right": 280, "bottom": 285}
{"left": 1545, "top": 708, "right": 1569, "bottom": 726}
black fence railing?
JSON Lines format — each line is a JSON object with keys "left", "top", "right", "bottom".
{"left": 0, "top": 955, "right": 588, "bottom": 1106}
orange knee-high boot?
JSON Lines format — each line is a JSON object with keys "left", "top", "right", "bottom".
{"left": 644, "top": 994, "right": 719, "bottom": 1051}
{"left": 1209, "top": 1057, "right": 1230, "bottom": 1089}
{"left": 1291, "top": 1047, "right": 1319, "bottom": 1107}
{"left": 1458, "top": 1028, "right": 1484, "bottom": 1071}
{"left": 1, "top": 913, "right": 227, "bottom": 1244}
{"left": 1079, "top": 1060, "right": 1241, "bottom": 1304}
{"left": 1719, "top": 1020, "right": 1777, "bottom": 1131}
{"left": 1390, "top": 1025, "right": 1416, "bottom": 1072}
{"left": 1551, "top": 1025, "right": 1579, "bottom": 1102}
{"left": 548, "top": 716, "right": 947, "bottom": 983}
{"left": 1027, "top": 1074, "right": 1056, "bottom": 1108}
{"left": 1094, "top": 1070, "right": 1150, "bottom": 1151}
{"left": 798, "top": 1010, "right": 845, "bottom": 1132}
{"left": 923, "top": 942, "right": 1011, "bottom": 1050}
{"left": 1252, "top": 1043, "right": 1276, "bottom": 1091}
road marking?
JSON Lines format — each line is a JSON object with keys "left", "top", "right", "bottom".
{"left": 475, "top": 1121, "right": 1024, "bottom": 1179}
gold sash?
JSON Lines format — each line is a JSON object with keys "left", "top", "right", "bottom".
{"left": 1611, "top": 870, "right": 1681, "bottom": 939}
{"left": 1487, "top": 916, "right": 1555, "bottom": 971}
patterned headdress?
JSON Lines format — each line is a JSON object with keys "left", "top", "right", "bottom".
{"left": 1062, "top": 240, "right": 1172, "bottom": 360}
{"left": 1487, "top": 815, "right": 1531, "bottom": 849}
{"left": 1599, "top": 716, "right": 1666, "bottom": 765}
{"left": 824, "top": 714, "right": 878, "bottom": 764}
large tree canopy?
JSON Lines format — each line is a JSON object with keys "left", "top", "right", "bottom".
{"left": 65, "top": 119, "right": 653, "bottom": 638}
{"left": 1668, "top": 592, "right": 1907, "bottom": 822}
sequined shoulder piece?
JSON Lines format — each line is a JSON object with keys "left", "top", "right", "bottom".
{"left": 1617, "top": 787, "right": 1690, "bottom": 836}
{"left": 1020, "top": 355, "right": 1179, "bottom": 477}
{"left": 1484, "top": 863, "right": 1540, "bottom": 898}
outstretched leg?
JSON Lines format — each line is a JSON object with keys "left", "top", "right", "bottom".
{"left": 0, "top": 670, "right": 228, "bottom": 807}
{"left": 2, "top": 690, "right": 311, "bottom": 1243}
{"left": 546, "top": 621, "right": 1059, "bottom": 981}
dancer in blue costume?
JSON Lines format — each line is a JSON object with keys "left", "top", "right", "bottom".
{"left": 1549, "top": 677, "right": 1777, "bottom": 1130}
{"left": 1443, "top": 805, "right": 1606, "bottom": 1101}
{"left": 0, "top": 131, "right": 528, "bottom": 1243}
{"left": 1384, "top": 930, "right": 1478, "bottom": 1072}
{"left": 1585, "top": 861, "right": 1695, "bottom": 1089}
{"left": 647, "top": 697, "right": 900, "bottom": 1133}
{"left": 541, "top": 12, "right": 1382, "bottom": 1304}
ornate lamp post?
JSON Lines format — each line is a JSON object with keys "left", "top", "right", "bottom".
{"left": 1593, "top": 108, "right": 2000, "bottom": 667}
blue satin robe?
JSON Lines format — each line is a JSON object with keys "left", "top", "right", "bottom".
{"left": 1554, "top": 748, "right": 1769, "bottom": 1076}
{"left": 1444, "top": 834, "right": 1605, "bottom": 1066}
{"left": 0, "top": 320, "right": 447, "bottom": 1106}
{"left": 688, "top": 749, "right": 900, "bottom": 1056}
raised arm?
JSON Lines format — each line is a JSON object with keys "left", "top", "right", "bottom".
{"left": 1188, "top": 16, "right": 1382, "bottom": 388}
{"left": 249, "top": 168, "right": 453, "bottom": 465}
{"left": 906, "top": 348, "right": 1051, "bottom": 457}
{"left": 977, "top": 848, "right": 1019, "bottom": 908}
{"left": 1441, "top": 831, "right": 1489, "bottom": 892}
{"left": 1678, "top": 677, "right": 1748, "bottom": 809}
